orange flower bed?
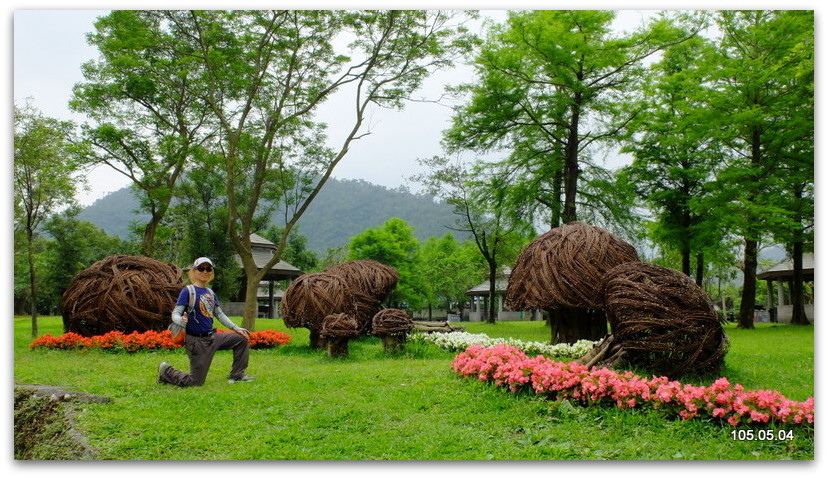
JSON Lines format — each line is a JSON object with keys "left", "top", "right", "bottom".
{"left": 30, "top": 329, "right": 292, "bottom": 352}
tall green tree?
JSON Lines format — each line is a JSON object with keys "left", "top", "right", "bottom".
{"left": 346, "top": 218, "right": 427, "bottom": 310}
{"left": 14, "top": 102, "right": 79, "bottom": 337}
{"left": 420, "top": 233, "right": 483, "bottom": 318}
{"left": 703, "top": 10, "right": 814, "bottom": 329}
{"left": 618, "top": 34, "right": 725, "bottom": 284}
{"left": 263, "top": 225, "right": 318, "bottom": 273}
{"left": 40, "top": 207, "right": 129, "bottom": 317}
{"left": 414, "top": 156, "right": 529, "bottom": 323}
{"left": 165, "top": 151, "right": 242, "bottom": 300}
{"left": 762, "top": 11, "right": 814, "bottom": 326}
{"left": 71, "top": 10, "right": 213, "bottom": 257}
{"left": 125, "top": 10, "right": 476, "bottom": 330}
{"left": 444, "top": 10, "right": 699, "bottom": 230}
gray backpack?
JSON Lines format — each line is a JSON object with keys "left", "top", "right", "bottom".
{"left": 168, "top": 285, "right": 211, "bottom": 344}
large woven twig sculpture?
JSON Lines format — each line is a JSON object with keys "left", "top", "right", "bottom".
{"left": 282, "top": 261, "right": 401, "bottom": 348}
{"left": 61, "top": 255, "right": 184, "bottom": 336}
{"left": 324, "top": 260, "right": 399, "bottom": 301}
{"left": 505, "top": 222, "right": 640, "bottom": 310}
{"left": 282, "top": 273, "right": 355, "bottom": 327}
{"left": 325, "top": 259, "right": 399, "bottom": 333}
{"left": 585, "top": 261, "right": 729, "bottom": 378}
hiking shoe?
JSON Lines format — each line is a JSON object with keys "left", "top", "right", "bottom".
{"left": 228, "top": 375, "right": 255, "bottom": 384}
{"left": 158, "top": 362, "right": 172, "bottom": 384}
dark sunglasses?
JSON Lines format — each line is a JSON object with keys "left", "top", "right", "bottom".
{"left": 196, "top": 266, "right": 213, "bottom": 272}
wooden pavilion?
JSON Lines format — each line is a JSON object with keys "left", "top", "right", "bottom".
{"left": 756, "top": 253, "right": 814, "bottom": 323}
{"left": 223, "top": 233, "right": 304, "bottom": 318}
{"left": 465, "top": 267, "right": 539, "bottom": 321}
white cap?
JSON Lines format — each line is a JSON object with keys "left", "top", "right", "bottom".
{"left": 192, "top": 257, "right": 214, "bottom": 269}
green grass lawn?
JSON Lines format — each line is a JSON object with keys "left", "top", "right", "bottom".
{"left": 14, "top": 317, "right": 814, "bottom": 460}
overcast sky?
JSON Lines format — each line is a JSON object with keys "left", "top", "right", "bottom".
{"left": 9, "top": 6, "right": 667, "bottom": 206}
{"left": 10, "top": 3, "right": 821, "bottom": 208}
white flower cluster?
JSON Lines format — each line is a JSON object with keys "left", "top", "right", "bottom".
{"left": 412, "top": 330, "right": 596, "bottom": 359}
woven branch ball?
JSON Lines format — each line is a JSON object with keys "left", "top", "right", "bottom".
{"left": 349, "top": 289, "right": 383, "bottom": 334}
{"left": 281, "top": 273, "right": 356, "bottom": 331}
{"left": 371, "top": 308, "right": 414, "bottom": 336}
{"left": 599, "top": 261, "right": 729, "bottom": 378}
{"left": 505, "top": 222, "right": 640, "bottom": 310}
{"left": 325, "top": 260, "right": 399, "bottom": 333}
{"left": 61, "top": 254, "right": 185, "bottom": 336}
{"left": 324, "top": 260, "right": 399, "bottom": 301}
{"left": 320, "top": 313, "right": 361, "bottom": 339}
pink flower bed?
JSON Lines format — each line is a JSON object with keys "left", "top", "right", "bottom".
{"left": 452, "top": 344, "right": 814, "bottom": 427}
{"left": 30, "top": 329, "right": 292, "bottom": 352}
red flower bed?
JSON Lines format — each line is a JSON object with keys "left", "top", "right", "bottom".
{"left": 452, "top": 344, "right": 814, "bottom": 427}
{"left": 30, "top": 329, "right": 292, "bottom": 352}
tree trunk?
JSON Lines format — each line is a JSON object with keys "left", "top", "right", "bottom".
{"left": 486, "top": 261, "right": 498, "bottom": 324}
{"left": 695, "top": 252, "right": 704, "bottom": 287}
{"left": 549, "top": 308, "right": 607, "bottom": 344}
{"left": 27, "top": 227, "right": 39, "bottom": 338}
{"left": 326, "top": 337, "right": 350, "bottom": 358}
{"left": 737, "top": 239, "right": 757, "bottom": 329}
{"left": 789, "top": 240, "right": 810, "bottom": 325}
{"left": 141, "top": 212, "right": 162, "bottom": 257}
{"left": 241, "top": 277, "right": 260, "bottom": 331}
{"left": 309, "top": 330, "right": 327, "bottom": 349}
{"left": 381, "top": 335, "right": 405, "bottom": 352}
{"left": 550, "top": 167, "right": 563, "bottom": 229}
{"left": 562, "top": 97, "right": 582, "bottom": 224}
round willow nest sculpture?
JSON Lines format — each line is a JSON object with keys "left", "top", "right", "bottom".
{"left": 324, "top": 260, "right": 399, "bottom": 301}
{"left": 320, "top": 313, "right": 361, "bottom": 339}
{"left": 371, "top": 308, "right": 414, "bottom": 336}
{"left": 320, "top": 313, "right": 361, "bottom": 358}
{"left": 350, "top": 290, "right": 384, "bottom": 334}
{"left": 505, "top": 222, "right": 640, "bottom": 310}
{"left": 61, "top": 254, "right": 184, "bottom": 336}
{"left": 587, "top": 261, "right": 729, "bottom": 378}
{"left": 281, "top": 273, "right": 356, "bottom": 330}
{"left": 325, "top": 259, "right": 399, "bottom": 333}
{"left": 372, "top": 308, "right": 414, "bottom": 352}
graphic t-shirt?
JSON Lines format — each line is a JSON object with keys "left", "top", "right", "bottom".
{"left": 175, "top": 286, "right": 220, "bottom": 334}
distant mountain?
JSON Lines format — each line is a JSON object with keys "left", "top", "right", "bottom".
{"left": 78, "top": 178, "right": 466, "bottom": 254}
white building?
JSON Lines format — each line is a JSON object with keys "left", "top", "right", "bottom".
{"left": 756, "top": 253, "right": 814, "bottom": 323}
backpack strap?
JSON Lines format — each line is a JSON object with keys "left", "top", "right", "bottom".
{"left": 187, "top": 284, "right": 196, "bottom": 314}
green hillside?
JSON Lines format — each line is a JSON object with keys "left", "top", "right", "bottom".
{"left": 78, "top": 178, "right": 465, "bottom": 254}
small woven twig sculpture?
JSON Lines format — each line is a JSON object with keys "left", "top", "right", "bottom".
{"left": 61, "top": 255, "right": 185, "bottom": 336}
{"left": 320, "top": 313, "right": 361, "bottom": 339}
{"left": 320, "top": 313, "right": 361, "bottom": 357}
{"left": 505, "top": 222, "right": 640, "bottom": 310}
{"left": 371, "top": 308, "right": 414, "bottom": 336}
{"left": 372, "top": 308, "right": 414, "bottom": 352}
{"left": 593, "top": 261, "right": 729, "bottom": 378}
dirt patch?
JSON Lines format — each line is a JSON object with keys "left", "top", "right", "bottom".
{"left": 14, "top": 385, "right": 108, "bottom": 460}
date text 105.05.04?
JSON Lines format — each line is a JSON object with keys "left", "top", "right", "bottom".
{"left": 731, "top": 429, "right": 794, "bottom": 441}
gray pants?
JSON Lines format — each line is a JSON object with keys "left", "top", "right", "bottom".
{"left": 160, "top": 332, "right": 249, "bottom": 387}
